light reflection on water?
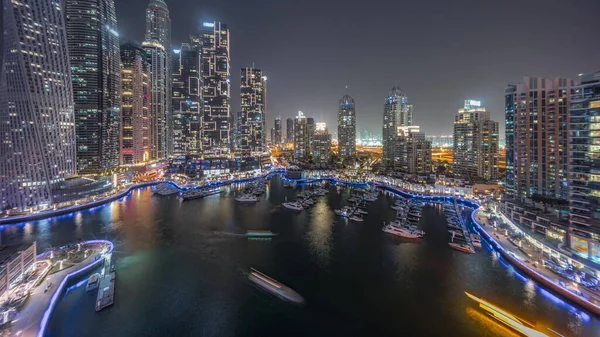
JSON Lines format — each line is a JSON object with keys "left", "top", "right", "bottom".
{"left": 307, "top": 198, "right": 334, "bottom": 268}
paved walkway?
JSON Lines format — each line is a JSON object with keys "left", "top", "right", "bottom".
{"left": 474, "top": 210, "right": 600, "bottom": 307}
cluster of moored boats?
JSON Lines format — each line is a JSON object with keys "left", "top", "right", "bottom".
{"left": 235, "top": 180, "right": 267, "bottom": 204}
{"left": 443, "top": 203, "right": 478, "bottom": 253}
{"left": 180, "top": 187, "right": 222, "bottom": 201}
{"left": 281, "top": 186, "right": 328, "bottom": 212}
{"left": 153, "top": 183, "right": 180, "bottom": 196}
{"left": 333, "top": 190, "right": 378, "bottom": 222}
{"left": 382, "top": 198, "right": 425, "bottom": 239}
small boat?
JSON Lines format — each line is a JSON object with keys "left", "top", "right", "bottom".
{"left": 449, "top": 242, "right": 475, "bottom": 254}
{"left": 349, "top": 215, "right": 364, "bottom": 222}
{"left": 471, "top": 233, "right": 482, "bottom": 247}
{"left": 382, "top": 224, "right": 424, "bottom": 239}
{"left": 86, "top": 273, "right": 100, "bottom": 292}
{"left": 355, "top": 208, "right": 367, "bottom": 215}
{"left": 246, "top": 230, "right": 278, "bottom": 237}
{"left": 391, "top": 205, "right": 405, "bottom": 211}
{"left": 248, "top": 268, "right": 305, "bottom": 304}
{"left": 282, "top": 202, "right": 303, "bottom": 212}
{"left": 235, "top": 194, "right": 258, "bottom": 203}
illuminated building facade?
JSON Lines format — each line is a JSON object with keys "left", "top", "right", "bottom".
{"left": 452, "top": 100, "right": 499, "bottom": 181}
{"left": 313, "top": 123, "right": 331, "bottom": 163}
{"left": 0, "top": 0, "right": 77, "bottom": 210}
{"left": 239, "top": 67, "right": 267, "bottom": 153}
{"left": 568, "top": 71, "right": 600, "bottom": 262}
{"left": 505, "top": 77, "right": 574, "bottom": 199}
{"left": 172, "top": 44, "right": 202, "bottom": 156}
{"left": 286, "top": 117, "right": 294, "bottom": 142}
{"left": 120, "top": 43, "right": 151, "bottom": 164}
{"left": 394, "top": 127, "right": 432, "bottom": 174}
{"left": 143, "top": 0, "right": 172, "bottom": 160}
{"left": 192, "top": 22, "right": 231, "bottom": 154}
{"left": 273, "top": 116, "right": 282, "bottom": 144}
{"left": 66, "top": 0, "right": 121, "bottom": 172}
{"left": 382, "top": 87, "right": 413, "bottom": 167}
{"left": 294, "top": 112, "right": 310, "bottom": 159}
{"left": 338, "top": 94, "right": 356, "bottom": 158}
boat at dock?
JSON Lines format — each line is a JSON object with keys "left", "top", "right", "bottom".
{"left": 95, "top": 271, "right": 116, "bottom": 311}
{"left": 349, "top": 215, "right": 364, "bottom": 222}
{"left": 449, "top": 242, "right": 475, "bottom": 254}
{"left": 470, "top": 233, "right": 482, "bottom": 247}
{"left": 235, "top": 194, "right": 258, "bottom": 203}
{"left": 86, "top": 273, "right": 100, "bottom": 292}
{"left": 382, "top": 222, "right": 425, "bottom": 239}
{"left": 282, "top": 202, "right": 303, "bottom": 212}
{"left": 248, "top": 268, "right": 305, "bottom": 304}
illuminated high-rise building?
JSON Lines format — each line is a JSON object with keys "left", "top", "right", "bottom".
{"left": 294, "top": 112, "right": 311, "bottom": 159}
{"left": 172, "top": 44, "right": 202, "bottom": 156}
{"left": 394, "top": 127, "right": 432, "bottom": 175}
{"left": 382, "top": 87, "right": 413, "bottom": 167}
{"left": 313, "top": 123, "right": 331, "bottom": 163}
{"left": 274, "top": 116, "right": 282, "bottom": 144}
{"left": 239, "top": 67, "right": 267, "bottom": 153}
{"left": 191, "top": 22, "right": 231, "bottom": 154}
{"left": 286, "top": 118, "right": 294, "bottom": 142}
{"left": 338, "top": 94, "right": 356, "bottom": 158}
{"left": 505, "top": 77, "right": 574, "bottom": 199}
{"left": 120, "top": 43, "right": 151, "bottom": 165}
{"left": 452, "top": 100, "right": 499, "bottom": 181}
{"left": 66, "top": 0, "right": 121, "bottom": 172}
{"left": 0, "top": 0, "right": 76, "bottom": 210}
{"left": 143, "top": 0, "right": 171, "bottom": 160}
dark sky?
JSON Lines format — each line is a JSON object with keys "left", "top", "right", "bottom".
{"left": 116, "top": 0, "right": 600, "bottom": 138}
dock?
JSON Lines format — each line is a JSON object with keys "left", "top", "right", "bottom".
{"left": 95, "top": 254, "right": 116, "bottom": 311}
{"left": 447, "top": 198, "right": 475, "bottom": 253}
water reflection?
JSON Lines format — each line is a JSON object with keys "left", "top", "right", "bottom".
{"left": 307, "top": 198, "right": 334, "bottom": 267}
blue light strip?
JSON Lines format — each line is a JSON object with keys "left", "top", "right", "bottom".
{"left": 36, "top": 240, "right": 114, "bottom": 337}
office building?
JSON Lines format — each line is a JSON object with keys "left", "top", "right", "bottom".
{"left": 394, "top": 127, "right": 432, "bottom": 175}
{"left": 294, "top": 112, "right": 311, "bottom": 159}
{"left": 568, "top": 71, "right": 600, "bottom": 262}
{"left": 172, "top": 44, "right": 202, "bottom": 156}
{"left": 0, "top": 242, "right": 37, "bottom": 299}
{"left": 273, "top": 116, "right": 282, "bottom": 144}
{"left": 453, "top": 100, "right": 499, "bottom": 181}
{"left": 192, "top": 22, "right": 230, "bottom": 154}
{"left": 505, "top": 77, "right": 575, "bottom": 200}
{"left": 120, "top": 43, "right": 151, "bottom": 165}
{"left": 286, "top": 118, "right": 294, "bottom": 142}
{"left": 239, "top": 67, "right": 267, "bottom": 153}
{"left": 338, "top": 94, "right": 356, "bottom": 158}
{"left": 65, "top": 0, "right": 121, "bottom": 172}
{"left": 313, "top": 123, "right": 331, "bottom": 163}
{"left": 0, "top": 0, "right": 77, "bottom": 211}
{"left": 383, "top": 87, "right": 413, "bottom": 167}
{"left": 143, "top": 0, "right": 172, "bottom": 160}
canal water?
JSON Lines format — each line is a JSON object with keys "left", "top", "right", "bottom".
{"left": 4, "top": 176, "right": 598, "bottom": 336}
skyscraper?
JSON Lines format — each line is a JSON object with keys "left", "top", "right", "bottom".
{"left": 172, "top": 44, "right": 201, "bottom": 156}
{"left": 505, "top": 85, "right": 516, "bottom": 196}
{"left": 338, "top": 94, "right": 356, "bottom": 158}
{"left": 274, "top": 116, "right": 282, "bottom": 144}
{"left": 294, "top": 112, "right": 310, "bottom": 159}
{"left": 286, "top": 118, "right": 294, "bottom": 142}
{"left": 143, "top": 0, "right": 171, "bottom": 160}
{"left": 394, "top": 127, "right": 432, "bottom": 175}
{"left": 453, "top": 100, "right": 499, "bottom": 181}
{"left": 568, "top": 72, "right": 600, "bottom": 258}
{"left": 65, "top": 0, "right": 121, "bottom": 172}
{"left": 239, "top": 67, "right": 267, "bottom": 153}
{"left": 382, "top": 87, "right": 413, "bottom": 167}
{"left": 120, "top": 43, "right": 151, "bottom": 165}
{"left": 505, "top": 77, "right": 574, "bottom": 200}
{"left": 313, "top": 123, "right": 331, "bottom": 163}
{"left": 193, "top": 22, "right": 230, "bottom": 154}
{"left": 1, "top": 0, "right": 77, "bottom": 210}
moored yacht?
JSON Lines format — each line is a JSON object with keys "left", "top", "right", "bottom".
{"left": 382, "top": 223, "right": 425, "bottom": 239}
{"left": 449, "top": 242, "right": 475, "bottom": 254}
{"left": 470, "top": 233, "right": 482, "bottom": 247}
{"left": 282, "top": 202, "right": 303, "bottom": 212}
{"left": 86, "top": 273, "right": 100, "bottom": 292}
{"left": 235, "top": 194, "right": 258, "bottom": 203}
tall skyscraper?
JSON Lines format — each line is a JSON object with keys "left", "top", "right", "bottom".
{"left": 1, "top": 0, "right": 77, "bottom": 210}
{"left": 65, "top": 0, "right": 121, "bottom": 172}
{"left": 239, "top": 67, "right": 267, "bottom": 153}
{"left": 568, "top": 72, "right": 600, "bottom": 258}
{"left": 286, "top": 118, "right": 294, "bottom": 142}
{"left": 313, "top": 123, "right": 331, "bottom": 163}
{"left": 274, "top": 116, "right": 282, "bottom": 144}
{"left": 338, "top": 94, "right": 356, "bottom": 158}
{"left": 383, "top": 87, "right": 413, "bottom": 167}
{"left": 505, "top": 77, "right": 574, "bottom": 200}
{"left": 505, "top": 86, "right": 516, "bottom": 196}
{"left": 172, "top": 44, "right": 202, "bottom": 156}
{"left": 120, "top": 43, "right": 151, "bottom": 165}
{"left": 453, "top": 100, "right": 499, "bottom": 181}
{"left": 394, "top": 127, "right": 432, "bottom": 175}
{"left": 294, "top": 112, "right": 311, "bottom": 159}
{"left": 192, "top": 22, "right": 230, "bottom": 154}
{"left": 143, "top": 0, "right": 171, "bottom": 160}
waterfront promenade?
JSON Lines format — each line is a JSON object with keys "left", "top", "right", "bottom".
{"left": 9, "top": 240, "right": 113, "bottom": 337}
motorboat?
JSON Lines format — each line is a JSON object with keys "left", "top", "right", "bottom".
{"left": 236, "top": 194, "right": 258, "bottom": 203}
{"left": 471, "top": 233, "right": 482, "bottom": 248}
{"left": 382, "top": 224, "right": 424, "bottom": 239}
{"left": 282, "top": 202, "right": 303, "bottom": 212}
{"left": 355, "top": 208, "right": 367, "bottom": 215}
{"left": 86, "top": 273, "right": 100, "bottom": 292}
{"left": 391, "top": 205, "right": 405, "bottom": 211}
{"left": 349, "top": 215, "right": 364, "bottom": 222}
{"left": 334, "top": 207, "right": 351, "bottom": 217}
{"left": 449, "top": 242, "right": 475, "bottom": 254}
{"left": 248, "top": 268, "right": 304, "bottom": 304}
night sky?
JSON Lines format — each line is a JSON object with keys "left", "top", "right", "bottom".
{"left": 116, "top": 0, "right": 600, "bottom": 137}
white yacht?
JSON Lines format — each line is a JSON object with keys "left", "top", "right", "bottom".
{"left": 282, "top": 202, "right": 303, "bottom": 212}
{"left": 382, "top": 224, "right": 424, "bottom": 239}
{"left": 349, "top": 215, "right": 364, "bottom": 222}
{"left": 470, "top": 233, "right": 482, "bottom": 247}
{"left": 235, "top": 194, "right": 258, "bottom": 203}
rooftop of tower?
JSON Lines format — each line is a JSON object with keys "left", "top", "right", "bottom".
{"left": 148, "top": 0, "right": 169, "bottom": 10}
{"left": 340, "top": 94, "right": 355, "bottom": 105}
{"left": 388, "top": 86, "right": 406, "bottom": 97}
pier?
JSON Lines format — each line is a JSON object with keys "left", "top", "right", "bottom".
{"left": 95, "top": 254, "right": 115, "bottom": 312}
{"left": 453, "top": 198, "right": 474, "bottom": 251}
